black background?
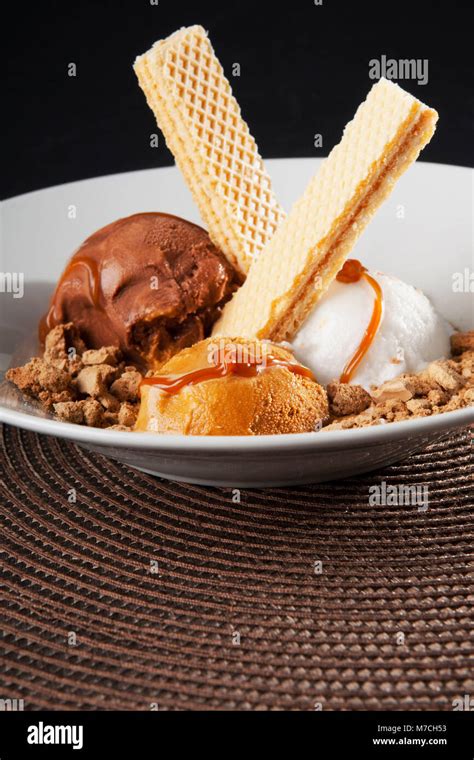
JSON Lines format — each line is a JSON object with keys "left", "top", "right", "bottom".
{"left": 1, "top": 711, "right": 473, "bottom": 759}
{"left": 3, "top": 0, "right": 473, "bottom": 199}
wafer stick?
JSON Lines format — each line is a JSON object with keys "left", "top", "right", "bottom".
{"left": 134, "top": 25, "right": 285, "bottom": 275}
{"left": 213, "top": 78, "right": 438, "bottom": 341}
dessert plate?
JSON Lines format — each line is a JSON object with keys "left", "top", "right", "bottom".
{"left": 1, "top": 159, "right": 473, "bottom": 487}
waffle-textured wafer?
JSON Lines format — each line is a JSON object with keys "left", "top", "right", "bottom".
{"left": 134, "top": 26, "right": 285, "bottom": 275}
{"left": 214, "top": 78, "right": 438, "bottom": 341}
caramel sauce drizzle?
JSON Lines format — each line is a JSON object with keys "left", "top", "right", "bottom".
{"left": 40, "top": 251, "right": 381, "bottom": 393}
{"left": 39, "top": 255, "right": 103, "bottom": 342}
{"left": 141, "top": 354, "right": 314, "bottom": 396}
{"left": 336, "top": 259, "right": 383, "bottom": 384}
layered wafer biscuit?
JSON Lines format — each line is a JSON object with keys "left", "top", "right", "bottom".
{"left": 214, "top": 78, "right": 438, "bottom": 341}
{"left": 134, "top": 25, "right": 285, "bottom": 275}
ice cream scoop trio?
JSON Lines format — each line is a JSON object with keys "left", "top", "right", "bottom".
{"left": 8, "top": 25, "right": 472, "bottom": 435}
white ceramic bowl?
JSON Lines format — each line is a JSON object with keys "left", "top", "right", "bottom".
{"left": 1, "top": 159, "right": 473, "bottom": 486}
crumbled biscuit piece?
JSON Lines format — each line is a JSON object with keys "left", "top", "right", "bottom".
{"left": 44, "top": 322, "right": 86, "bottom": 358}
{"left": 103, "top": 410, "right": 119, "bottom": 426}
{"left": 107, "top": 425, "right": 133, "bottom": 432}
{"left": 451, "top": 331, "right": 474, "bottom": 355}
{"left": 424, "top": 360, "right": 465, "bottom": 392}
{"left": 82, "top": 399, "right": 104, "bottom": 427}
{"left": 461, "top": 387, "right": 474, "bottom": 405}
{"left": 371, "top": 378, "right": 414, "bottom": 403}
{"left": 82, "top": 346, "right": 122, "bottom": 366}
{"left": 43, "top": 323, "right": 85, "bottom": 373}
{"left": 406, "top": 398, "right": 432, "bottom": 416}
{"left": 374, "top": 399, "right": 409, "bottom": 422}
{"left": 6, "top": 358, "right": 76, "bottom": 409}
{"left": 427, "top": 388, "right": 450, "bottom": 406}
{"left": 39, "top": 361, "right": 74, "bottom": 393}
{"left": 457, "top": 351, "right": 474, "bottom": 377}
{"left": 100, "top": 393, "right": 121, "bottom": 412}
{"left": 7, "top": 359, "right": 68, "bottom": 393}
{"left": 327, "top": 382, "right": 372, "bottom": 416}
{"left": 40, "top": 390, "right": 73, "bottom": 407}
{"left": 110, "top": 370, "right": 142, "bottom": 402}
{"left": 398, "top": 374, "right": 434, "bottom": 397}
{"left": 76, "top": 365, "right": 117, "bottom": 398}
{"left": 53, "top": 401, "right": 85, "bottom": 424}
{"left": 118, "top": 402, "right": 139, "bottom": 427}
{"left": 439, "top": 395, "right": 463, "bottom": 413}
{"left": 322, "top": 408, "right": 379, "bottom": 431}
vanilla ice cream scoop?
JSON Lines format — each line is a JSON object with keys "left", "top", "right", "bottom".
{"left": 292, "top": 269, "right": 453, "bottom": 390}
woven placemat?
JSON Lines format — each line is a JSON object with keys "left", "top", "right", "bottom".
{"left": 0, "top": 423, "right": 472, "bottom": 711}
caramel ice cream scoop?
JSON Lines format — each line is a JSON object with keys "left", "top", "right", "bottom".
{"left": 40, "top": 213, "right": 240, "bottom": 368}
{"left": 135, "top": 338, "right": 329, "bottom": 436}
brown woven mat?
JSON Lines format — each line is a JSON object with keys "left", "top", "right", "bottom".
{"left": 0, "top": 423, "right": 472, "bottom": 711}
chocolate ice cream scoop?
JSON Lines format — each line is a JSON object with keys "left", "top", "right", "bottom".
{"left": 39, "top": 213, "right": 241, "bottom": 367}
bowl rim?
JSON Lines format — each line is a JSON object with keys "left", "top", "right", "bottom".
{"left": 0, "top": 404, "right": 472, "bottom": 452}
{"left": 2, "top": 159, "right": 472, "bottom": 453}
{"left": 2, "top": 158, "right": 472, "bottom": 205}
